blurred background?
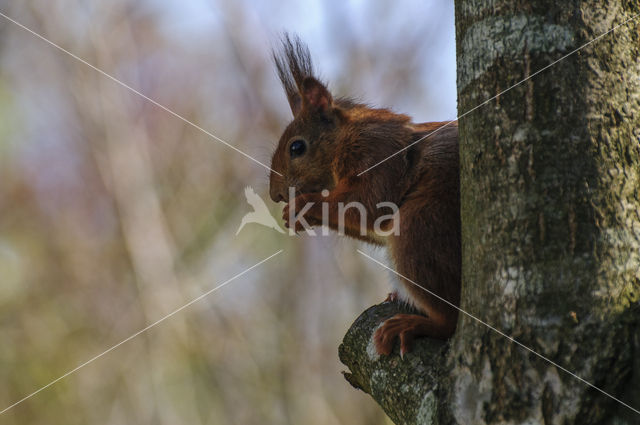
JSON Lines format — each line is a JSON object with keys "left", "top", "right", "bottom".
{"left": 0, "top": 1, "right": 456, "bottom": 424}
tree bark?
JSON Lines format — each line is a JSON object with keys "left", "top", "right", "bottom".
{"left": 340, "top": 2, "right": 640, "bottom": 424}
{"left": 339, "top": 302, "right": 448, "bottom": 425}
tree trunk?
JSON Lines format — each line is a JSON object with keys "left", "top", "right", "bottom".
{"left": 340, "top": 2, "right": 640, "bottom": 424}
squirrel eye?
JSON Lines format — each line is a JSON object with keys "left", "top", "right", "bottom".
{"left": 289, "top": 139, "right": 307, "bottom": 158}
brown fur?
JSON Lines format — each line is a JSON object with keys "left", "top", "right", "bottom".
{"left": 270, "top": 35, "right": 460, "bottom": 356}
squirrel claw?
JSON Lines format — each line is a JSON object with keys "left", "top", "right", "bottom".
{"left": 384, "top": 291, "right": 399, "bottom": 303}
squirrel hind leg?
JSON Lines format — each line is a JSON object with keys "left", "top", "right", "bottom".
{"left": 373, "top": 312, "right": 455, "bottom": 357}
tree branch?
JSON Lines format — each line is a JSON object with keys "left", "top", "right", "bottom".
{"left": 338, "top": 302, "right": 449, "bottom": 425}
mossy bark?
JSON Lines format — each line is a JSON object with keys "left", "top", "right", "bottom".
{"left": 340, "top": 2, "right": 640, "bottom": 424}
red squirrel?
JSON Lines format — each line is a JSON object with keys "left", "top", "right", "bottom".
{"left": 269, "top": 35, "right": 461, "bottom": 356}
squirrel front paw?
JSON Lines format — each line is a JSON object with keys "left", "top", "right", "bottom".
{"left": 282, "top": 193, "right": 322, "bottom": 232}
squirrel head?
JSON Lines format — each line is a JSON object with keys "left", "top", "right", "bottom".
{"left": 269, "top": 35, "right": 415, "bottom": 203}
{"left": 269, "top": 35, "right": 344, "bottom": 203}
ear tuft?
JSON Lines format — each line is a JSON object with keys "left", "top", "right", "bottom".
{"left": 273, "top": 33, "right": 314, "bottom": 117}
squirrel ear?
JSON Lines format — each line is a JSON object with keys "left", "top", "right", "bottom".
{"left": 288, "top": 94, "right": 303, "bottom": 116}
{"left": 301, "top": 77, "right": 333, "bottom": 115}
